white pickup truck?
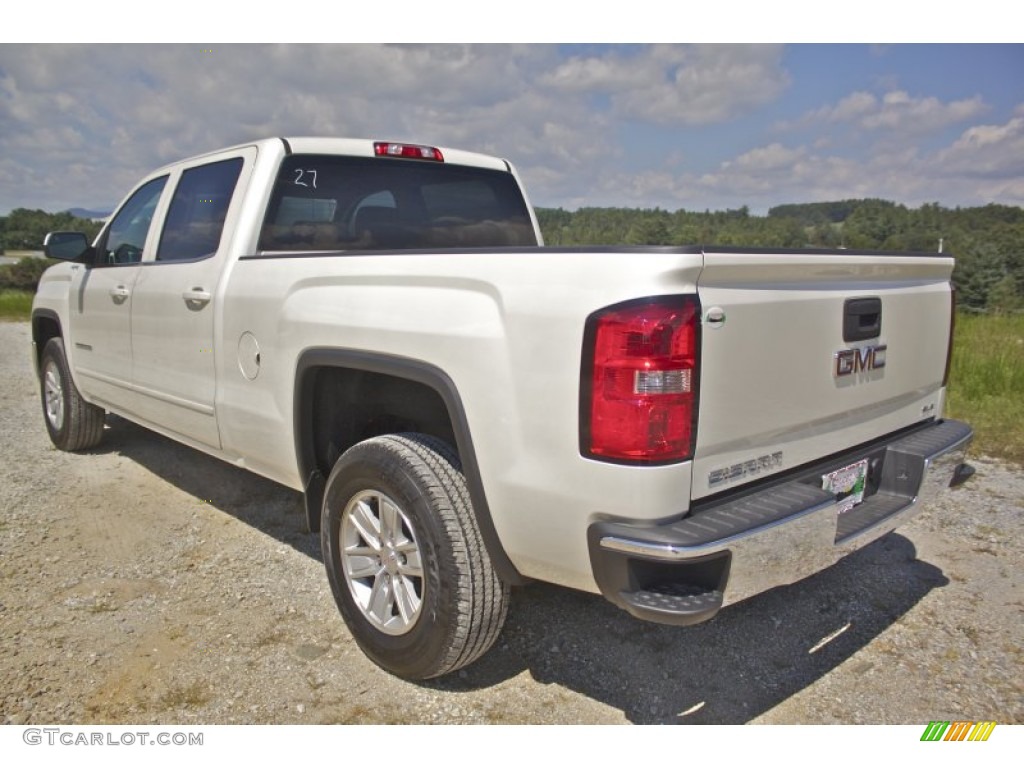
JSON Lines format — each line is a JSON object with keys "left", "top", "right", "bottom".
{"left": 32, "top": 137, "right": 973, "bottom": 679}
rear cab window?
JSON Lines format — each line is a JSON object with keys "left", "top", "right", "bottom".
{"left": 258, "top": 155, "right": 538, "bottom": 252}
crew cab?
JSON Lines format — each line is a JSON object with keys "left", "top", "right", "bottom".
{"left": 32, "top": 137, "right": 973, "bottom": 679}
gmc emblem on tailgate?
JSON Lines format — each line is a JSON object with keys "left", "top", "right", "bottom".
{"left": 834, "top": 344, "right": 887, "bottom": 377}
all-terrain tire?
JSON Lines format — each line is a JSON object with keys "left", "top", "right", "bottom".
{"left": 321, "top": 433, "right": 509, "bottom": 679}
{"left": 39, "top": 337, "right": 105, "bottom": 451}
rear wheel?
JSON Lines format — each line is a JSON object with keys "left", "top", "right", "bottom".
{"left": 40, "top": 338, "right": 105, "bottom": 451}
{"left": 321, "top": 433, "right": 509, "bottom": 679}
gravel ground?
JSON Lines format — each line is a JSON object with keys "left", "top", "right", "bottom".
{"left": 1, "top": 320, "right": 1021, "bottom": 725}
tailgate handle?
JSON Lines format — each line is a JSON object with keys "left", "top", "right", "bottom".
{"left": 843, "top": 298, "right": 882, "bottom": 342}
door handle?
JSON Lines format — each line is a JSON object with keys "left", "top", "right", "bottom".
{"left": 109, "top": 285, "right": 130, "bottom": 304}
{"left": 182, "top": 288, "right": 212, "bottom": 310}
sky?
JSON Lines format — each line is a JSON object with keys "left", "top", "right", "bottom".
{"left": 1, "top": 20, "right": 1021, "bottom": 217}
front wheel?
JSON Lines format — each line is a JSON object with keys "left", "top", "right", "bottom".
{"left": 39, "top": 337, "right": 105, "bottom": 451}
{"left": 321, "top": 433, "right": 509, "bottom": 679}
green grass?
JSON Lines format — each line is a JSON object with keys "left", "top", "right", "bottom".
{"left": 946, "top": 313, "right": 1024, "bottom": 465}
{"left": 0, "top": 290, "right": 33, "bottom": 320}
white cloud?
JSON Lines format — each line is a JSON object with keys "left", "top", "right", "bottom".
{"left": 824, "top": 91, "right": 878, "bottom": 122}
{"left": 796, "top": 89, "right": 987, "bottom": 136}
{"left": 542, "top": 44, "right": 790, "bottom": 125}
{"left": 862, "top": 91, "right": 986, "bottom": 130}
{"left": 935, "top": 116, "right": 1024, "bottom": 181}
{"left": 0, "top": 44, "right": 595, "bottom": 210}
{"left": 598, "top": 111, "right": 1024, "bottom": 212}
{"left": 722, "top": 143, "right": 807, "bottom": 173}
{"left": 0, "top": 43, "right": 1019, "bottom": 216}
{"left": 695, "top": 149, "right": 868, "bottom": 202}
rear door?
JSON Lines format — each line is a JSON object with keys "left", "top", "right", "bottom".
{"left": 129, "top": 147, "right": 256, "bottom": 447}
{"left": 692, "top": 249, "right": 954, "bottom": 500}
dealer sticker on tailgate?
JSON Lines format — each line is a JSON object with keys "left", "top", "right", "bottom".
{"left": 822, "top": 459, "right": 869, "bottom": 514}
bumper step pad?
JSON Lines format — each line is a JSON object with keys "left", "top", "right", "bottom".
{"left": 621, "top": 584, "right": 724, "bottom": 620}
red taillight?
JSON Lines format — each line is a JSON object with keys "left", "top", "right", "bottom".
{"left": 581, "top": 296, "right": 701, "bottom": 464}
{"left": 373, "top": 141, "right": 444, "bottom": 162}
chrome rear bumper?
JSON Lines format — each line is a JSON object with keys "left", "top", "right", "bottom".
{"left": 587, "top": 419, "right": 973, "bottom": 625}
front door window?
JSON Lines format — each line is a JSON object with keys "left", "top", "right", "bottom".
{"left": 99, "top": 176, "right": 167, "bottom": 264}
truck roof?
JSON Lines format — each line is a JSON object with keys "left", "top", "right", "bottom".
{"left": 151, "top": 137, "right": 512, "bottom": 174}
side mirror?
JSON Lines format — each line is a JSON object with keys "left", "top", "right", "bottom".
{"left": 43, "top": 231, "right": 91, "bottom": 262}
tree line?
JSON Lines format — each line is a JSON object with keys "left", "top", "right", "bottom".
{"left": 536, "top": 199, "right": 1024, "bottom": 312}
{"left": 2, "top": 201, "right": 1021, "bottom": 312}
{"left": 0, "top": 208, "right": 104, "bottom": 254}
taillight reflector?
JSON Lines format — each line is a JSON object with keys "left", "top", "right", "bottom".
{"left": 373, "top": 141, "right": 444, "bottom": 162}
{"left": 581, "top": 295, "right": 701, "bottom": 464}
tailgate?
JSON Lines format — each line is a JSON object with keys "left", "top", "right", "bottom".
{"left": 691, "top": 248, "right": 954, "bottom": 500}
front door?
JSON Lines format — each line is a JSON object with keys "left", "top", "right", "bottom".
{"left": 67, "top": 175, "right": 168, "bottom": 412}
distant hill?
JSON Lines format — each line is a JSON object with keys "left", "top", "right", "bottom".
{"left": 66, "top": 207, "right": 111, "bottom": 221}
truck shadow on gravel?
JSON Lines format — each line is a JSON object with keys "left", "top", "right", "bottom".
{"left": 457, "top": 538, "right": 949, "bottom": 723}
{"left": 94, "top": 416, "right": 319, "bottom": 560}
{"left": 95, "top": 416, "right": 949, "bottom": 725}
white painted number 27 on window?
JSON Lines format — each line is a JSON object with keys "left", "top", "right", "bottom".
{"left": 293, "top": 169, "right": 318, "bottom": 189}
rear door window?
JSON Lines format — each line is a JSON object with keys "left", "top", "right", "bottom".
{"left": 158, "top": 158, "right": 244, "bottom": 261}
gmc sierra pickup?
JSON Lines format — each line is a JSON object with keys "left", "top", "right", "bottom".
{"left": 32, "top": 137, "right": 973, "bottom": 679}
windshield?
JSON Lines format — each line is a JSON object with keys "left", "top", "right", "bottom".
{"left": 258, "top": 154, "right": 537, "bottom": 252}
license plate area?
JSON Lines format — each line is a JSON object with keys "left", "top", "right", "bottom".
{"left": 822, "top": 458, "right": 869, "bottom": 514}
